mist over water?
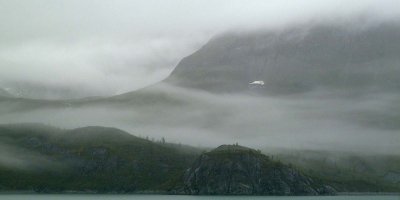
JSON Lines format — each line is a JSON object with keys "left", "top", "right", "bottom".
{"left": 0, "top": 83, "right": 398, "bottom": 155}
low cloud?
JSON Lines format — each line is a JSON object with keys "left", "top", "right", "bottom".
{"left": 0, "top": 0, "right": 399, "bottom": 98}
{"left": 0, "top": 36, "right": 204, "bottom": 98}
{"left": 0, "top": 142, "right": 60, "bottom": 170}
{"left": 0, "top": 84, "right": 398, "bottom": 155}
{"left": 0, "top": 0, "right": 399, "bottom": 156}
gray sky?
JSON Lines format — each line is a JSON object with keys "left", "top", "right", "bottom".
{"left": 0, "top": 0, "right": 399, "bottom": 98}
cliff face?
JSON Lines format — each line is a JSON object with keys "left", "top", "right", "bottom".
{"left": 183, "top": 145, "right": 335, "bottom": 195}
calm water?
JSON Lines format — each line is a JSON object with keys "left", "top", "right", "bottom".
{"left": 0, "top": 195, "right": 399, "bottom": 200}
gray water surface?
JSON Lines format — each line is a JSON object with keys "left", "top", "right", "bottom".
{"left": 0, "top": 195, "right": 399, "bottom": 200}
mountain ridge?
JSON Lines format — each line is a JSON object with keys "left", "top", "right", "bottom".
{"left": 165, "top": 21, "right": 400, "bottom": 95}
{"left": 183, "top": 144, "right": 336, "bottom": 195}
{"left": 0, "top": 123, "right": 399, "bottom": 194}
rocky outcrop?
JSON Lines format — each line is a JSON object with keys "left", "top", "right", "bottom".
{"left": 183, "top": 145, "right": 336, "bottom": 195}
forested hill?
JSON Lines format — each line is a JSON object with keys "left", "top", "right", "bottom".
{"left": 0, "top": 124, "right": 199, "bottom": 193}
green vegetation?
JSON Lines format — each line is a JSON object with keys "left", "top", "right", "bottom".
{"left": 0, "top": 124, "right": 399, "bottom": 194}
{"left": 184, "top": 144, "right": 335, "bottom": 195}
{"left": 272, "top": 149, "right": 400, "bottom": 192}
{"left": 0, "top": 124, "right": 198, "bottom": 193}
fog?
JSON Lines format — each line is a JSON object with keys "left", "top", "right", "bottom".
{"left": 1, "top": 0, "right": 399, "bottom": 98}
{"left": 0, "top": 83, "right": 398, "bottom": 155}
{"left": 0, "top": 0, "right": 399, "bottom": 157}
{"left": 0, "top": 142, "right": 61, "bottom": 170}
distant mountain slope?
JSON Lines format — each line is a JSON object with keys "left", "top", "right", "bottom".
{"left": 0, "top": 124, "right": 199, "bottom": 193}
{"left": 166, "top": 21, "right": 400, "bottom": 94}
{"left": 270, "top": 148, "right": 400, "bottom": 192}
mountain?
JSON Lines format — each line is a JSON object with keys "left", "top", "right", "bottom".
{"left": 166, "top": 21, "right": 400, "bottom": 95}
{"left": 0, "top": 124, "right": 399, "bottom": 194}
{"left": 183, "top": 144, "right": 335, "bottom": 195}
{"left": 0, "top": 87, "right": 14, "bottom": 98}
{"left": 0, "top": 124, "right": 199, "bottom": 193}
{"left": 0, "top": 22, "right": 400, "bottom": 155}
{"left": 270, "top": 148, "right": 400, "bottom": 192}
{"left": 0, "top": 20, "right": 400, "bottom": 194}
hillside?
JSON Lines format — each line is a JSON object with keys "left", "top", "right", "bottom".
{"left": 166, "top": 21, "right": 400, "bottom": 95}
{"left": 0, "top": 124, "right": 199, "bottom": 193}
{"left": 270, "top": 148, "right": 400, "bottom": 193}
{"left": 183, "top": 145, "right": 335, "bottom": 195}
{"left": 0, "top": 20, "right": 400, "bottom": 194}
{"left": 0, "top": 21, "right": 399, "bottom": 153}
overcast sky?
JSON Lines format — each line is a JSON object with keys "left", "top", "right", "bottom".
{"left": 0, "top": 0, "right": 399, "bottom": 98}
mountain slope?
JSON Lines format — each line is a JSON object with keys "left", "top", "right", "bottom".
{"left": 183, "top": 145, "right": 335, "bottom": 195}
{"left": 0, "top": 124, "right": 198, "bottom": 193}
{"left": 166, "top": 21, "right": 400, "bottom": 94}
{"left": 0, "top": 124, "right": 399, "bottom": 194}
{"left": 1, "top": 22, "right": 400, "bottom": 155}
